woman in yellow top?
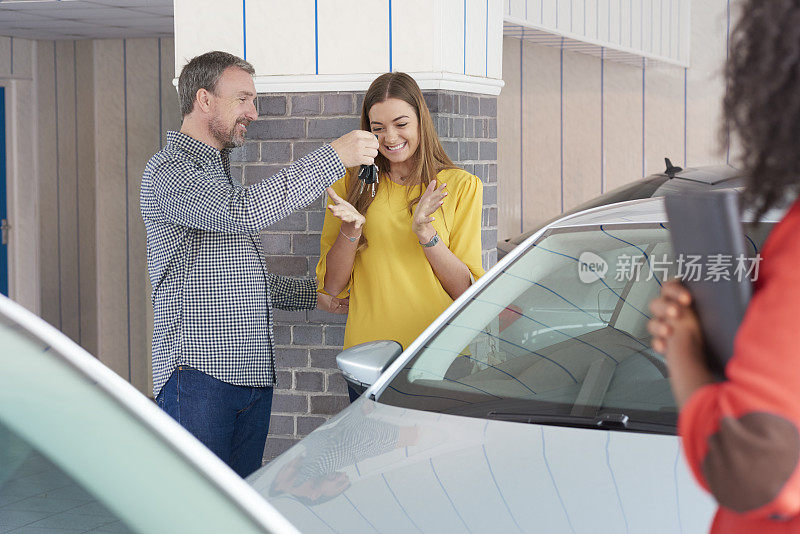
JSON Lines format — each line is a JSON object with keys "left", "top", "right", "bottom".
{"left": 316, "top": 72, "right": 485, "bottom": 358}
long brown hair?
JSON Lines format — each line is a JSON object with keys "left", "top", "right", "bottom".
{"left": 346, "top": 72, "right": 456, "bottom": 247}
{"left": 723, "top": 0, "right": 800, "bottom": 220}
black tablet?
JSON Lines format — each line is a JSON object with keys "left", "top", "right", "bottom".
{"left": 664, "top": 191, "right": 752, "bottom": 376}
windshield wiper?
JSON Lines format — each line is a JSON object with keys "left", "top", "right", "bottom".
{"left": 486, "top": 411, "right": 673, "bottom": 434}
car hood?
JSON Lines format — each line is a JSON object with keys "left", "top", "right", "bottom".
{"left": 248, "top": 399, "right": 714, "bottom": 533}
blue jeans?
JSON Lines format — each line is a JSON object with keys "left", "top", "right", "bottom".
{"left": 156, "top": 365, "right": 273, "bottom": 478}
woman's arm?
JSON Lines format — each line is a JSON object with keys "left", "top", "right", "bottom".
{"left": 649, "top": 275, "right": 800, "bottom": 518}
{"left": 321, "top": 187, "right": 365, "bottom": 297}
{"left": 412, "top": 180, "right": 472, "bottom": 300}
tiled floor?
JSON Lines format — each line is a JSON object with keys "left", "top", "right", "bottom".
{"left": 0, "top": 443, "right": 131, "bottom": 534}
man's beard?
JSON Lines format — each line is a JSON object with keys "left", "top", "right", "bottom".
{"left": 210, "top": 115, "right": 246, "bottom": 149}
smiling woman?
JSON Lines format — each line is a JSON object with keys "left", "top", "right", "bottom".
{"left": 317, "top": 72, "right": 486, "bottom": 381}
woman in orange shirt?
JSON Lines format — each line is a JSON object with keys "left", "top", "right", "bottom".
{"left": 649, "top": 2, "right": 800, "bottom": 532}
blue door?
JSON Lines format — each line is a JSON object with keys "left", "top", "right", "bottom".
{"left": 0, "top": 87, "right": 7, "bottom": 297}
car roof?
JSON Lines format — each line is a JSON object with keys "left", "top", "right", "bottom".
{"left": 500, "top": 164, "right": 745, "bottom": 252}
{"left": 657, "top": 164, "right": 740, "bottom": 185}
{"left": 549, "top": 195, "right": 785, "bottom": 228}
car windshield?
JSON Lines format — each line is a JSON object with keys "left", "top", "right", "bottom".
{"left": 379, "top": 222, "right": 772, "bottom": 433}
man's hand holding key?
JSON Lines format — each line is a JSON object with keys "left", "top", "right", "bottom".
{"left": 330, "top": 130, "right": 379, "bottom": 168}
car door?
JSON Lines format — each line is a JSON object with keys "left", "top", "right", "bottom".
{"left": 0, "top": 296, "right": 298, "bottom": 534}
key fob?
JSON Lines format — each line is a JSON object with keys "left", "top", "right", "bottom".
{"left": 358, "top": 164, "right": 379, "bottom": 197}
{"left": 358, "top": 164, "right": 378, "bottom": 184}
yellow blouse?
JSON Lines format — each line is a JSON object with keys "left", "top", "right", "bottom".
{"left": 316, "top": 167, "right": 485, "bottom": 351}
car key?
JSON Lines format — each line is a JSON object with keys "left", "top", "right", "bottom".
{"left": 358, "top": 164, "right": 379, "bottom": 197}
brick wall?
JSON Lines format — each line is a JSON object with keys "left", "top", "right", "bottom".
{"left": 230, "top": 89, "right": 498, "bottom": 463}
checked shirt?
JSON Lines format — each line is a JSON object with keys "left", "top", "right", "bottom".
{"left": 141, "top": 131, "right": 345, "bottom": 396}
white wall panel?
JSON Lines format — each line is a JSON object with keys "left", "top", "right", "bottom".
{"left": 507, "top": 0, "right": 525, "bottom": 19}
{"left": 442, "top": 0, "right": 466, "bottom": 75}
{"left": 245, "top": 0, "right": 315, "bottom": 76}
{"left": 686, "top": 0, "right": 727, "bottom": 166}
{"left": 159, "top": 38, "right": 181, "bottom": 139}
{"left": 644, "top": 0, "right": 655, "bottom": 54}
{"left": 541, "top": 0, "right": 557, "bottom": 27}
{"left": 318, "top": 0, "right": 389, "bottom": 74}
{"left": 498, "top": 36, "right": 521, "bottom": 239}
{"left": 0, "top": 35, "right": 37, "bottom": 311}
{"left": 620, "top": 0, "right": 631, "bottom": 48}
{"left": 556, "top": 0, "right": 570, "bottom": 32}
{"left": 393, "top": 0, "right": 436, "bottom": 73}
{"left": 602, "top": 59, "right": 642, "bottom": 190}
{"left": 7, "top": 78, "right": 38, "bottom": 313}
{"left": 522, "top": 41, "right": 561, "bottom": 230}
{"left": 488, "top": 0, "right": 505, "bottom": 78}
{"left": 55, "top": 40, "right": 79, "bottom": 344}
{"left": 36, "top": 41, "right": 59, "bottom": 330}
{"left": 660, "top": 0, "right": 668, "bottom": 57}
{"left": 508, "top": 0, "right": 689, "bottom": 67}
{"left": 126, "top": 38, "right": 160, "bottom": 393}
{"left": 0, "top": 37, "right": 11, "bottom": 78}
{"left": 644, "top": 66, "right": 683, "bottom": 176}
{"left": 94, "top": 38, "right": 129, "bottom": 380}
{"left": 630, "top": 0, "right": 642, "bottom": 49}
{"left": 465, "top": 0, "right": 488, "bottom": 76}
{"left": 173, "top": 0, "right": 504, "bottom": 93}
{"left": 76, "top": 39, "right": 97, "bottom": 357}
{"left": 531, "top": 0, "right": 544, "bottom": 24}
{"left": 1, "top": 35, "right": 178, "bottom": 392}
{"left": 174, "top": 0, "right": 243, "bottom": 73}
{"left": 654, "top": 0, "right": 664, "bottom": 55}
{"left": 610, "top": 0, "right": 622, "bottom": 44}
{"left": 578, "top": 0, "right": 592, "bottom": 40}
{"left": 563, "top": 49, "right": 601, "bottom": 210}
{"left": 567, "top": 0, "right": 580, "bottom": 35}
{"left": 498, "top": 0, "right": 727, "bottom": 236}
{"left": 11, "top": 37, "right": 33, "bottom": 79}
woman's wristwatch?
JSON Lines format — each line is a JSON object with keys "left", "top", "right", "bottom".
{"left": 419, "top": 231, "right": 440, "bottom": 248}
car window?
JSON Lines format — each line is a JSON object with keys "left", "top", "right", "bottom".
{"left": 0, "top": 311, "right": 292, "bottom": 534}
{"left": 380, "top": 223, "right": 773, "bottom": 432}
{"left": 0, "top": 421, "right": 132, "bottom": 533}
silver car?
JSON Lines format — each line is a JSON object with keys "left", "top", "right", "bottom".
{"left": 249, "top": 196, "right": 777, "bottom": 533}
{"left": 0, "top": 297, "right": 299, "bottom": 533}
{"left": 0, "top": 196, "right": 774, "bottom": 534}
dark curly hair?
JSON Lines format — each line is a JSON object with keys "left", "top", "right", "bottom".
{"left": 723, "top": 0, "right": 800, "bottom": 219}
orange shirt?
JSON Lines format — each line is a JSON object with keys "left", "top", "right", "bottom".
{"left": 679, "top": 199, "right": 800, "bottom": 532}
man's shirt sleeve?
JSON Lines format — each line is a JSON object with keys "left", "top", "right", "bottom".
{"left": 150, "top": 144, "right": 344, "bottom": 234}
{"left": 268, "top": 275, "right": 318, "bottom": 311}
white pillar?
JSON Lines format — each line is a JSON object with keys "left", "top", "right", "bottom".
{"left": 174, "top": 0, "right": 505, "bottom": 95}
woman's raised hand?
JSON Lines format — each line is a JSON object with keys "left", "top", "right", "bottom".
{"left": 326, "top": 187, "right": 366, "bottom": 229}
{"left": 412, "top": 180, "right": 447, "bottom": 240}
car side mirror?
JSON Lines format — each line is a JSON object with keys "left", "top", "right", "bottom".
{"left": 336, "top": 340, "right": 403, "bottom": 393}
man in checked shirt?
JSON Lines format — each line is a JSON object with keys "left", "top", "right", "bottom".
{"left": 140, "top": 51, "right": 378, "bottom": 477}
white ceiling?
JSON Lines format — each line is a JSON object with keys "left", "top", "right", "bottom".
{"left": 0, "top": 0, "right": 174, "bottom": 40}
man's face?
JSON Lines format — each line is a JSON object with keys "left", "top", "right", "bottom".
{"left": 207, "top": 66, "right": 257, "bottom": 149}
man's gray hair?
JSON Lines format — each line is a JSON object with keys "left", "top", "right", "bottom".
{"left": 178, "top": 51, "right": 255, "bottom": 117}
